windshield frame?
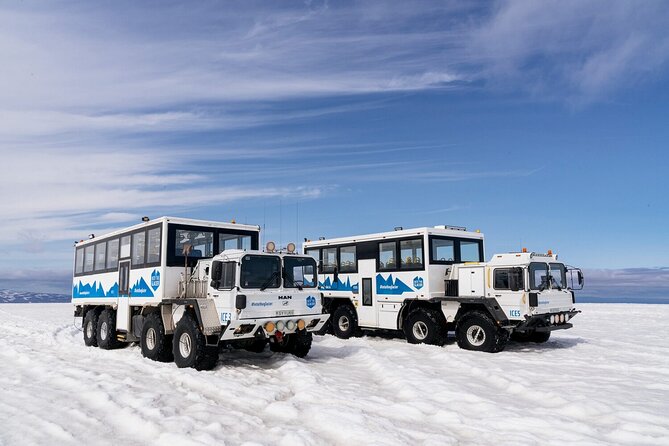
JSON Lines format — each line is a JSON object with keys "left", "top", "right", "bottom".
{"left": 529, "top": 262, "right": 550, "bottom": 291}
{"left": 549, "top": 262, "right": 567, "bottom": 290}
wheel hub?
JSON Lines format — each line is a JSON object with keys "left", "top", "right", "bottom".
{"left": 466, "top": 324, "right": 486, "bottom": 346}
{"left": 412, "top": 321, "right": 429, "bottom": 341}
{"left": 338, "top": 315, "right": 350, "bottom": 331}
{"left": 146, "top": 327, "right": 157, "bottom": 350}
{"left": 100, "top": 321, "right": 108, "bottom": 341}
{"left": 85, "top": 320, "right": 93, "bottom": 339}
{"left": 179, "top": 332, "right": 192, "bottom": 358}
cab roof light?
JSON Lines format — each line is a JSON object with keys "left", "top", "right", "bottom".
{"left": 142, "top": 216, "right": 150, "bottom": 222}
{"left": 522, "top": 247, "right": 528, "bottom": 253}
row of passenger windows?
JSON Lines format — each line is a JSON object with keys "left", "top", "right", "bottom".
{"left": 75, "top": 226, "right": 255, "bottom": 276}
{"left": 75, "top": 227, "right": 161, "bottom": 275}
{"left": 306, "top": 236, "right": 483, "bottom": 273}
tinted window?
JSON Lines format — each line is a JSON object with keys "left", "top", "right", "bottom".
{"left": 120, "top": 236, "right": 131, "bottom": 258}
{"left": 95, "top": 242, "right": 106, "bottom": 271}
{"left": 107, "top": 239, "right": 119, "bottom": 269}
{"left": 400, "top": 239, "right": 423, "bottom": 269}
{"left": 132, "top": 232, "right": 146, "bottom": 266}
{"left": 494, "top": 269, "right": 510, "bottom": 289}
{"left": 379, "top": 241, "right": 397, "bottom": 270}
{"left": 240, "top": 255, "right": 280, "bottom": 288}
{"left": 219, "top": 233, "right": 251, "bottom": 251}
{"left": 220, "top": 262, "right": 236, "bottom": 290}
{"left": 322, "top": 247, "right": 337, "bottom": 273}
{"left": 84, "top": 245, "right": 94, "bottom": 273}
{"left": 529, "top": 263, "right": 549, "bottom": 290}
{"left": 305, "top": 249, "right": 319, "bottom": 262}
{"left": 461, "top": 240, "right": 482, "bottom": 262}
{"left": 284, "top": 256, "right": 317, "bottom": 288}
{"left": 176, "top": 230, "right": 213, "bottom": 258}
{"left": 339, "top": 246, "right": 357, "bottom": 272}
{"left": 431, "top": 238, "right": 455, "bottom": 262}
{"left": 147, "top": 228, "right": 161, "bottom": 263}
{"left": 75, "top": 248, "right": 84, "bottom": 274}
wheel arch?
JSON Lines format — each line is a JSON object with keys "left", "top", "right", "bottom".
{"left": 397, "top": 299, "right": 443, "bottom": 330}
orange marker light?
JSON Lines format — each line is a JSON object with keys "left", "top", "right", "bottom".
{"left": 548, "top": 249, "right": 553, "bottom": 256}
{"left": 522, "top": 248, "right": 528, "bottom": 253}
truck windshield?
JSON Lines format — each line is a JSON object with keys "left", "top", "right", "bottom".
{"left": 284, "top": 256, "right": 317, "bottom": 288}
{"left": 529, "top": 262, "right": 550, "bottom": 290}
{"left": 549, "top": 263, "right": 567, "bottom": 290}
{"left": 240, "top": 255, "right": 281, "bottom": 289}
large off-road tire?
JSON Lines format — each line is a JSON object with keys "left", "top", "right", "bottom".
{"left": 172, "top": 313, "right": 218, "bottom": 370}
{"left": 403, "top": 307, "right": 447, "bottom": 346}
{"left": 332, "top": 304, "right": 358, "bottom": 339}
{"left": 83, "top": 309, "right": 99, "bottom": 347}
{"left": 456, "top": 311, "right": 508, "bottom": 353}
{"left": 141, "top": 312, "right": 174, "bottom": 362}
{"left": 270, "top": 331, "right": 313, "bottom": 358}
{"left": 530, "top": 331, "right": 551, "bottom": 343}
{"left": 97, "top": 308, "right": 122, "bottom": 350}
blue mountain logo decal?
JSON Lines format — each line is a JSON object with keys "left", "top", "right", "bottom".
{"left": 318, "top": 276, "right": 359, "bottom": 292}
{"left": 130, "top": 277, "right": 154, "bottom": 297}
{"left": 306, "top": 295, "right": 316, "bottom": 309}
{"left": 376, "top": 274, "right": 413, "bottom": 295}
{"left": 413, "top": 277, "right": 424, "bottom": 289}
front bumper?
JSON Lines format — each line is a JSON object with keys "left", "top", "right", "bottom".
{"left": 514, "top": 309, "right": 581, "bottom": 333}
{"left": 219, "top": 314, "right": 329, "bottom": 341}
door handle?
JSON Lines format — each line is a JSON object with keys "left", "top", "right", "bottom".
{"left": 494, "top": 294, "right": 502, "bottom": 297}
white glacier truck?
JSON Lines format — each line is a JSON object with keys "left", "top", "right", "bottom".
{"left": 304, "top": 226, "right": 583, "bottom": 352}
{"left": 72, "top": 216, "right": 329, "bottom": 369}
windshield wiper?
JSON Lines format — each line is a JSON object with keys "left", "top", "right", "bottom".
{"left": 259, "top": 271, "right": 280, "bottom": 291}
{"left": 284, "top": 274, "right": 303, "bottom": 290}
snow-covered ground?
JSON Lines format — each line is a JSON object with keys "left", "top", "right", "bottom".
{"left": 0, "top": 303, "right": 667, "bottom": 446}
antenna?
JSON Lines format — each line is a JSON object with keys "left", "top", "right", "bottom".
{"left": 279, "top": 199, "right": 283, "bottom": 250}
{"left": 296, "top": 200, "right": 299, "bottom": 248}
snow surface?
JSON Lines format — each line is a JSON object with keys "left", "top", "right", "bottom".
{"left": 0, "top": 289, "right": 70, "bottom": 304}
{"left": 0, "top": 303, "right": 667, "bottom": 446}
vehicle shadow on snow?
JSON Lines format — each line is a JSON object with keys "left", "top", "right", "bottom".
{"left": 504, "top": 336, "right": 588, "bottom": 351}
{"left": 211, "top": 343, "right": 363, "bottom": 369}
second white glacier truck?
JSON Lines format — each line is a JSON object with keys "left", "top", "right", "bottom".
{"left": 304, "top": 226, "right": 583, "bottom": 352}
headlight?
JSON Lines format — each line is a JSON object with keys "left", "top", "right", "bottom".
{"left": 264, "top": 322, "right": 275, "bottom": 333}
{"left": 564, "top": 313, "right": 570, "bottom": 322}
{"left": 297, "top": 319, "right": 306, "bottom": 330}
{"left": 286, "top": 320, "right": 296, "bottom": 331}
{"left": 560, "top": 314, "right": 565, "bottom": 323}
{"left": 550, "top": 315, "right": 555, "bottom": 324}
{"left": 276, "top": 320, "right": 285, "bottom": 331}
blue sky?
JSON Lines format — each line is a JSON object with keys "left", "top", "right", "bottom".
{"left": 0, "top": 0, "right": 668, "bottom": 296}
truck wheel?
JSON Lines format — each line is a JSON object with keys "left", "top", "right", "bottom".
{"left": 403, "top": 307, "right": 447, "bottom": 346}
{"left": 270, "top": 331, "right": 313, "bottom": 358}
{"left": 332, "top": 304, "right": 358, "bottom": 339}
{"left": 172, "top": 313, "right": 218, "bottom": 370}
{"left": 531, "top": 331, "right": 551, "bottom": 343}
{"left": 456, "top": 311, "right": 508, "bottom": 353}
{"left": 97, "top": 308, "right": 122, "bottom": 350}
{"left": 141, "top": 313, "right": 174, "bottom": 362}
{"left": 83, "top": 310, "right": 99, "bottom": 347}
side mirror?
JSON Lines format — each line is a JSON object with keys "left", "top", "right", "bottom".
{"left": 210, "top": 261, "right": 222, "bottom": 289}
{"left": 509, "top": 267, "right": 523, "bottom": 292}
{"left": 578, "top": 270, "right": 584, "bottom": 286}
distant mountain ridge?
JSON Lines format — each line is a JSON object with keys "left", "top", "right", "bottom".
{"left": 0, "top": 289, "right": 70, "bottom": 303}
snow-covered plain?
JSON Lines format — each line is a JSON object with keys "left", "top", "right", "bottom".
{"left": 0, "top": 303, "right": 667, "bottom": 446}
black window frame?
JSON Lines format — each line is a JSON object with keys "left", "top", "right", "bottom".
{"left": 106, "top": 238, "right": 120, "bottom": 270}
{"left": 166, "top": 223, "right": 259, "bottom": 267}
{"left": 239, "top": 254, "right": 281, "bottom": 290}
{"left": 529, "top": 262, "right": 550, "bottom": 290}
{"left": 377, "top": 237, "right": 425, "bottom": 272}
{"left": 428, "top": 236, "right": 484, "bottom": 265}
{"left": 129, "top": 224, "right": 162, "bottom": 271}
{"left": 94, "top": 241, "right": 107, "bottom": 272}
{"left": 321, "top": 247, "right": 338, "bottom": 274}
{"left": 338, "top": 245, "right": 358, "bottom": 274}
{"left": 283, "top": 256, "right": 318, "bottom": 289}
{"left": 218, "top": 261, "right": 237, "bottom": 290}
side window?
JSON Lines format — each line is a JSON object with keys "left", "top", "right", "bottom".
{"left": 322, "top": 247, "right": 337, "bottom": 273}
{"left": 132, "top": 231, "right": 146, "bottom": 266}
{"left": 378, "top": 241, "right": 397, "bottom": 270}
{"left": 305, "top": 248, "right": 319, "bottom": 263}
{"left": 94, "top": 242, "right": 107, "bottom": 271}
{"left": 107, "top": 239, "right": 119, "bottom": 269}
{"left": 75, "top": 248, "right": 84, "bottom": 274}
{"left": 400, "top": 239, "right": 423, "bottom": 269}
{"left": 120, "top": 235, "right": 131, "bottom": 258}
{"left": 84, "top": 245, "right": 95, "bottom": 273}
{"left": 220, "top": 262, "right": 236, "bottom": 289}
{"left": 339, "top": 246, "right": 357, "bottom": 272}
{"left": 431, "top": 238, "right": 455, "bottom": 263}
{"left": 176, "top": 230, "right": 213, "bottom": 258}
{"left": 494, "top": 269, "right": 510, "bottom": 289}
{"left": 219, "top": 233, "right": 252, "bottom": 251}
{"left": 460, "top": 240, "right": 482, "bottom": 262}
{"left": 147, "top": 227, "right": 161, "bottom": 263}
